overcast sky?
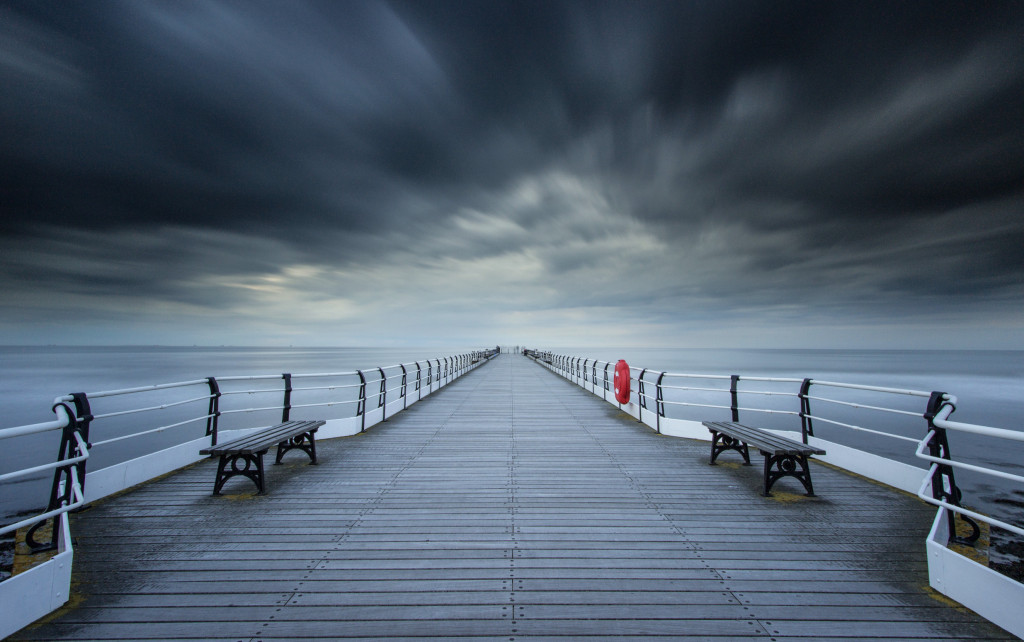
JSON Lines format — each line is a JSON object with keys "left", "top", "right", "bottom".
{"left": 2, "top": 1, "right": 1022, "bottom": 349}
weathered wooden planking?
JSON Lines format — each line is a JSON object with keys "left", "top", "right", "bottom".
{"left": 12, "top": 354, "right": 1013, "bottom": 641}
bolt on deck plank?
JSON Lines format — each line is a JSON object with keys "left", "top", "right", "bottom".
{"left": 12, "top": 354, "right": 1013, "bottom": 640}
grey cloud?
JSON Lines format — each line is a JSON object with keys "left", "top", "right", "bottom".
{"left": 1, "top": 0, "right": 1022, "bottom": 346}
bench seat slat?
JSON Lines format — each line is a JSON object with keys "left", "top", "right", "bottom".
{"left": 201, "top": 420, "right": 324, "bottom": 455}
{"left": 703, "top": 421, "right": 824, "bottom": 455}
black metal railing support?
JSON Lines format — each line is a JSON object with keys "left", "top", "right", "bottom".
{"left": 356, "top": 370, "right": 367, "bottom": 432}
{"left": 281, "top": 373, "right": 292, "bottom": 422}
{"left": 400, "top": 364, "right": 408, "bottom": 410}
{"left": 655, "top": 372, "right": 666, "bottom": 434}
{"left": 730, "top": 375, "right": 740, "bottom": 423}
{"left": 924, "top": 391, "right": 980, "bottom": 545}
{"left": 799, "top": 378, "right": 813, "bottom": 443}
{"left": 637, "top": 368, "right": 648, "bottom": 424}
{"left": 27, "top": 393, "right": 92, "bottom": 551}
{"left": 378, "top": 367, "right": 387, "bottom": 421}
{"left": 206, "top": 377, "right": 221, "bottom": 445}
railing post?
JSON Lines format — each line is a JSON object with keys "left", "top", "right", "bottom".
{"left": 656, "top": 372, "right": 665, "bottom": 434}
{"left": 400, "top": 364, "right": 408, "bottom": 410}
{"left": 799, "top": 378, "right": 813, "bottom": 443}
{"left": 637, "top": 368, "right": 648, "bottom": 424}
{"left": 378, "top": 367, "right": 387, "bottom": 421}
{"left": 416, "top": 362, "right": 423, "bottom": 400}
{"left": 356, "top": 370, "right": 367, "bottom": 432}
{"left": 68, "top": 393, "right": 91, "bottom": 494}
{"left": 281, "top": 373, "right": 292, "bottom": 422}
{"left": 435, "top": 358, "right": 442, "bottom": 384}
{"left": 603, "top": 363, "right": 611, "bottom": 400}
{"left": 925, "top": 391, "right": 980, "bottom": 545}
{"left": 426, "top": 361, "right": 433, "bottom": 393}
{"left": 27, "top": 393, "right": 92, "bottom": 551}
{"left": 206, "top": 377, "right": 221, "bottom": 445}
{"left": 583, "top": 359, "right": 589, "bottom": 386}
{"left": 730, "top": 375, "right": 740, "bottom": 423}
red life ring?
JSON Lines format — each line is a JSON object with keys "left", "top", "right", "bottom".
{"left": 613, "top": 360, "right": 631, "bottom": 404}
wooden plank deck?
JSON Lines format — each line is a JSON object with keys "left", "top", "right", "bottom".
{"left": 13, "top": 354, "right": 1013, "bottom": 640}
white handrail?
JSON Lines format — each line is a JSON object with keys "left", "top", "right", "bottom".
{"left": 85, "top": 379, "right": 210, "bottom": 398}
{"left": 916, "top": 430, "right": 1024, "bottom": 484}
{"left": 916, "top": 461, "right": 1024, "bottom": 538}
{"left": 808, "top": 379, "right": 933, "bottom": 397}
{"left": 91, "top": 394, "right": 214, "bottom": 420}
{"left": 0, "top": 403, "right": 73, "bottom": 440}
{"left": 934, "top": 416, "right": 1024, "bottom": 442}
{"left": 89, "top": 415, "right": 213, "bottom": 447}
{"left": 804, "top": 394, "right": 925, "bottom": 417}
{"left": 0, "top": 433, "right": 88, "bottom": 536}
{"left": 291, "top": 384, "right": 361, "bottom": 392}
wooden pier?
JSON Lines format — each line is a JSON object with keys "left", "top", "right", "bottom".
{"left": 13, "top": 354, "right": 1013, "bottom": 640}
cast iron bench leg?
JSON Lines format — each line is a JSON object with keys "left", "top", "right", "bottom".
{"left": 275, "top": 430, "right": 318, "bottom": 465}
{"left": 763, "top": 453, "right": 815, "bottom": 497}
{"left": 212, "top": 451, "right": 268, "bottom": 496}
{"left": 710, "top": 431, "right": 751, "bottom": 465}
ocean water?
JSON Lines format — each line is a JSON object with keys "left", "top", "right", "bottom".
{"left": 2, "top": 346, "right": 1022, "bottom": 526}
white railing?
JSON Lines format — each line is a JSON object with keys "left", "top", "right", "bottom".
{"left": 526, "top": 350, "right": 1024, "bottom": 539}
{"left": 0, "top": 403, "right": 85, "bottom": 540}
{"left": 0, "top": 347, "right": 498, "bottom": 639}
{"left": 526, "top": 347, "right": 1024, "bottom": 636}
{"left": 916, "top": 398, "right": 1024, "bottom": 537}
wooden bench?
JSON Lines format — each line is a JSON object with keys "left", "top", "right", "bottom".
{"left": 200, "top": 420, "right": 325, "bottom": 495}
{"left": 702, "top": 421, "right": 826, "bottom": 497}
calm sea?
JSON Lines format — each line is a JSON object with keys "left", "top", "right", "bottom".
{"left": 2, "top": 346, "right": 1022, "bottom": 524}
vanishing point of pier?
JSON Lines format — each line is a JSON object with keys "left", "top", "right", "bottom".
{"left": 13, "top": 355, "right": 1012, "bottom": 640}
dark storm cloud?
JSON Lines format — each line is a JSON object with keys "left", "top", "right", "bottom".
{"left": 1, "top": 0, "right": 1023, "bottom": 344}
